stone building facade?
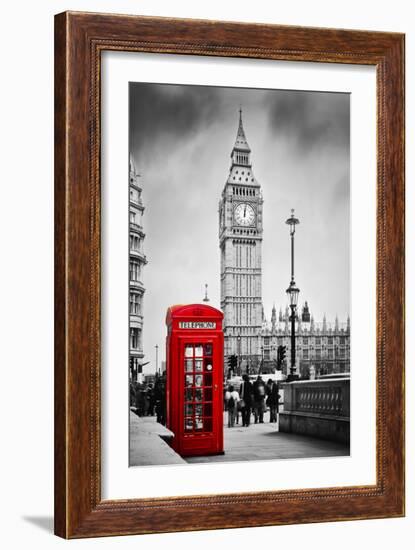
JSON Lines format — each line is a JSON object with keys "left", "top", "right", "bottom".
{"left": 260, "top": 303, "right": 350, "bottom": 378}
{"left": 129, "top": 155, "right": 147, "bottom": 381}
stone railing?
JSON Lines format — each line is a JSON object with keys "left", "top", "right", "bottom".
{"left": 294, "top": 380, "right": 349, "bottom": 417}
{"left": 279, "top": 376, "right": 350, "bottom": 444}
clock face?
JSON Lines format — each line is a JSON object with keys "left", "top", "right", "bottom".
{"left": 234, "top": 203, "right": 256, "bottom": 226}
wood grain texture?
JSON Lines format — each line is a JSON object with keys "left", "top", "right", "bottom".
{"left": 54, "top": 11, "right": 405, "bottom": 539}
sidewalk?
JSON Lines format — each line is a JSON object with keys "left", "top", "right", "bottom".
{"left": 186, "top": 415, "right": 349, "bottom": 464}
{"left": 129, "top": 411, "right": 349, "bottom": 467}
{"left": 129, "top": 411, "right": 186, "bottom": 467}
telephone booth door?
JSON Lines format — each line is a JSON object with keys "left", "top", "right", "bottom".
{"left": 180, "top": 338, "right": 222, "bottom": 456}
{"left": 166, "top": 304, "right": 224, "bottom": 458}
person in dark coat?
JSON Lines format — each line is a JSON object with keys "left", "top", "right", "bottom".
{"left": 135, "top": 382, "right": 145, "bottom": 416}
{"left": 253, "top": 375, "right": 266, "bottom": 423}
{"left": 147, "top": 383, "right": 155, "bottom": 416}
{"left": 266, "top": 379, "right": 280, "bottom": 423}
{"left": 239, "top": 374, "right": 253, "bottom": 427}
{"left": 154, "top": 375, "right": 166, "bottom": 425}
{"left": 129, "top": 381, "right": 136, "bottom": 408}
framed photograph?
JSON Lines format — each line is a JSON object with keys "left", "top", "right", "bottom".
{"left": 54, "top": 11, "right": 405, "bottom": 538}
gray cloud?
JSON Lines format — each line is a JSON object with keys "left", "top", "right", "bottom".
{"left": 265, "top": 90, "right": 350, "bottom": 152}
{"left": 130, "top": 83, "right": 220, "bottom": 161}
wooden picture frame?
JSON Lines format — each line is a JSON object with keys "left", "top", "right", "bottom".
{"left": 54, "top": 11, "right": 405, "bottom": 538}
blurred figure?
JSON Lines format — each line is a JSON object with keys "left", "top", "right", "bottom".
{"left": 266, "top": 378, "right": 280, "bottom": 423}
{"left": 154, "top": 374, "right": 166, "bottom": 425}
{"left": 239, "top": 374, "right": 253, "bottom": 427}
{"left": 135, "top": 382, "right": 145, "bottom": 416}
{"left": 225, "top": 385, "right": 240, "bottom": 428}
{"left": 253, "top": 375, "right": 266, "bottom": 423}
{"left": 148, "top": 383, "right": 155, "bottom": 416}
{"left": 129, "top": 380, "right": 137, "bottom": 408}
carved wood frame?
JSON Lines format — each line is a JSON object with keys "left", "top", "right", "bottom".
{"left": 54, "top": 11, "right": 405, "bottom": 538}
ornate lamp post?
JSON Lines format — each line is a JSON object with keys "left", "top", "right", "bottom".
{"left": 155, "top": 344, "right": 159, "bottom": 376}
{"left": 203, "top": 283, "right": 210, "bottom": 302}
{"left": 260, "top": 344, "right": 264, "bottom": 374}
{"left": 237, "top": 331, "right": 241, "bottom": 376}
{"left": 286, "top": 209, "right": 300, "bottom": 380}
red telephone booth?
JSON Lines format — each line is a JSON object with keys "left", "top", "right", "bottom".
{"left": 166, "top": 304, "right": 224, "bottom": 457}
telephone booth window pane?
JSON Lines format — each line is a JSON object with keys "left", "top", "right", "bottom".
{"left": 204, "top": 418, "right": 213, "bottom": 432}
{"left": 182, "top": 342, "right": 216, "bottom": 435}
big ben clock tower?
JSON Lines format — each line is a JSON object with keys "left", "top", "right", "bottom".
{"left": 219, "top": 109, "right": 263, "bottom": 371}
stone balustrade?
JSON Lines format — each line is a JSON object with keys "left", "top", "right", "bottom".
{"left": 279, "top": 376, "right": 350, "bottom": 444}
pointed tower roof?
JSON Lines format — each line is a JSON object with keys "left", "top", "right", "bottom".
{"left": 271, "top": 304, "right": 277, "bottom": 330}
{"left": 232, "top": 108, "right": 251, "bottom": 153}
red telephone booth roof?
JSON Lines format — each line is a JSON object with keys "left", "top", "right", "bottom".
{"left": 166, "top": 303, "right": 223, "bottom": 325}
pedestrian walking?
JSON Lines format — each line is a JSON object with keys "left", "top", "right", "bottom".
{"left": 253, "top": 375, "right": 266, "bottom": 423}
{"left": 148, "top": 383, "right": 155, "bottom": 416}
{"left": 266, "top": 379, "right": 280, "bottom": 423}
{"left": 135, "top": 382, "right": 145, "bottom": 416}
{"left": 154, "top": 374, "right": 167, "bottom": 425}
{"left": 225, "top": 385, "right": 239, "bottom": 427}
{"left": 239, "top": 374, "right": 253, "bottom": 427}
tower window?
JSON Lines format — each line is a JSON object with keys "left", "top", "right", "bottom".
{"left": 130, "top": 260, "right": 141, "bottom": 281}
{"left": 130, "top": 235, "right": 140, "bottom": 251}
{"left": 130, "top": 328, "right": 139, "bottom": 349}
{"left": 130, "top": 293, "right": 141, "bottom": 315}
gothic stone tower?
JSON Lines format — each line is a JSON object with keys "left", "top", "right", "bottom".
{"left": 219, "top": 110, "right": 263, "bottom": 371}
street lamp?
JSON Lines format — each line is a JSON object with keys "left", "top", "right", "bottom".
{"left": 202, "top": 283, "right": 210, "bottom": 302}
{"left": 286, "top": 209, "right": 300, "bottom": 380}
{"left": 155, "top": 344, "right": 159, "bottom": 376}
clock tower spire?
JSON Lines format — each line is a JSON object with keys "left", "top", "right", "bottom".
{"left": 219, "top": 109, "right": 263, "bottom": 373}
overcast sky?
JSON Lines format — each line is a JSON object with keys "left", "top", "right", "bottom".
{"left": 129, "top": 82, "right": 350, "bottom": 369}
